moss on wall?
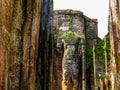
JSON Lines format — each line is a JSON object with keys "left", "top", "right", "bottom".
{"left": 53, "top": 9, "right": 98, "bottom": 90}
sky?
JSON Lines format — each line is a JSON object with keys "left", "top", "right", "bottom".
{"left": 54, "top": 0, "right": 109, "bottom": 39}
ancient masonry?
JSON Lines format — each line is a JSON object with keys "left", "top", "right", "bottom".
{"left": 53, "top": 9, "right": 98, "bottom": 90}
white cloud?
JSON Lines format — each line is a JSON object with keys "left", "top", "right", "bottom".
{"left": 54, "top": 0, "right": 109, "bottom": 38}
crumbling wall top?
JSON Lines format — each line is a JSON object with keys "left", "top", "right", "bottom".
{"left": 54, "top": 9, "right": 83, "bottom": 15}
{"left": 84, "top": 15, "right": 98, "bottom": 23}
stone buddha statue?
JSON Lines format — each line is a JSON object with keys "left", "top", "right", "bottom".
{"left": 61, "top": 31, "right": 82, "bottom": 90}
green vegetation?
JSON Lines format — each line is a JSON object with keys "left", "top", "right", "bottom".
{"left": 95, "top": 33, "right": 110, "bottom": 62}
{"left": 59, "top": 31, "right": 81, "bottom": 45}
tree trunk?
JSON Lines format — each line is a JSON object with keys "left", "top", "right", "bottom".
{"left": 110, "top": 0, "right": 120, "bottom": 89}
{"left": 0, "top": 0, "right": 53, "bottom": 90}
{"left": 92, "top": 45, "right": 96, "bottom": 90}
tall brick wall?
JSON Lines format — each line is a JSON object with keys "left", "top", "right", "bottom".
{"left": 53, "top": 9, "right": 98, "bottom": 90}
{"left": 53, "top": 10, "right": 85, "bottom": 38}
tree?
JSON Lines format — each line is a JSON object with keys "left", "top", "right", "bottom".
{"left": 92, "top": 45, "right": 96, "bottom": 90}
{"left": 0, "top": 0, "right": 53, "bottom": 90}
{"left": 110, "top": 0, "right": 120, "bottom": 89}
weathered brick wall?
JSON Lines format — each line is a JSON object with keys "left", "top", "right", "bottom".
{"left": 53, "top": 10, "right": 85, "bottom": 38}
{"left": 85, "top": 16, "right": 98, "bottom": 47}
{"left": 53, "top": 9, "right": 98, "bottom": 46}
{"left": 84, "top": 16, "right": 98, "bottom": 90}
{"left": 53, "top": 9, "right": 98, "bottom": 90}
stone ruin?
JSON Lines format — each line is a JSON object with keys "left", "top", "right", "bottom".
{"left": 52, "top": 9, "right": 99, "bottom": 90}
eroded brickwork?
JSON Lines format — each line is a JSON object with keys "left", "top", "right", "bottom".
{"left": 53, "top": 9, "right": 98, "bottom": 90}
